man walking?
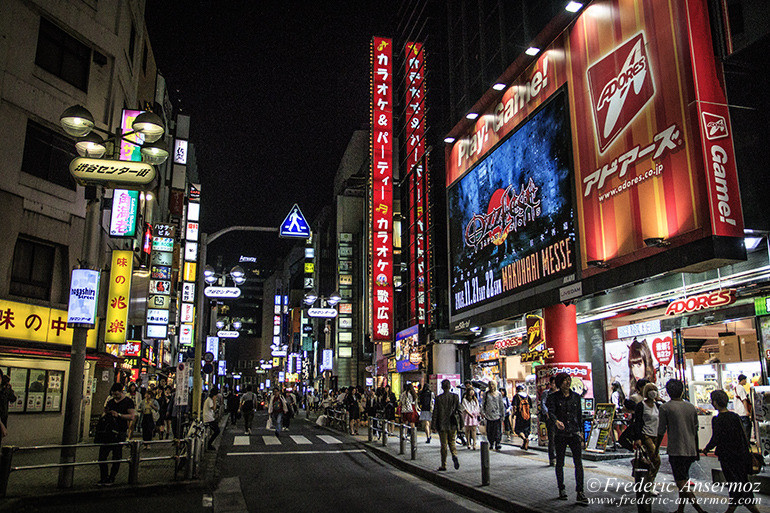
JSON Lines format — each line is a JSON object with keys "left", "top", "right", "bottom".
{"left": 432, "top": 379, "right": 460, "bottom": 471}
{"left": 657, "top": 379, "right": 707, "bottom": 513}
{"left": 98, "top": 383, "right": 135, "bottom": 485}
{"left": 546, "top": 372, "right": 587, "bottom": 504}
{"left": 268, "top": 388, "right": 288, "bottom": 437}
{"left": 541, "top": 376, "right": 558, "bottom": 466}
{"left": 733, "top": 374, "right": 752, "bottom": 440}
{"left": 240, "top": 385, "right": 257, "bottom": 435}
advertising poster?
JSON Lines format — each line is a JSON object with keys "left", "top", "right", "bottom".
{"left": 104, "top": 250, "right": 133, "bottom": 344}
{"left": 604, "top": 332, "right": 677, "bottom": 400}
{"left": 395, "top": 325, "right": 420, "bottom": 372}
{"left": 535, "top": 362, "right": 594, "bottom": 410}
{"left": 26, "top": 368, "right": 46, "bottom": 412}
{"left": 447, "top": 91, "right": 575, "bottom": 316}
{"left": 67, "top": 269, "right": 100, "bottom": 326}
{"left": 586, "top": 403, "right": 616, "bottom": 453}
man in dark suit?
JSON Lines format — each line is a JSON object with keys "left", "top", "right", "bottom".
{"left": 432, "top": 379, "right": 460, "bottom": 471}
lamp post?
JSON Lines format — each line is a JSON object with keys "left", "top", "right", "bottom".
{"left": 57, "top": 105, "right": 168, "bottom": 488}
{"left": 303, "top": 290, "right": 340, "bottom": 394}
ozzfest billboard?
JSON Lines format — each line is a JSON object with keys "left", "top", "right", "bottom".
{"left": 446, "top": 0, "right": 744, "bottom": 319}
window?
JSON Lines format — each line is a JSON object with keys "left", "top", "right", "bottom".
{"left": 10, "top": 237, "right": 55, "bottom": 300}
{"left": 0, "top": 366, "right": 65, "bottom": 414}
{"left": 21, "top": 119, "right": 77, "bottom": 190}
{"left": 35, "top": 17, "right": 90, "bottom": 91}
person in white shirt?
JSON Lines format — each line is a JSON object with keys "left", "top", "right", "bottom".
{"left": 203, "top": 387, "right": 220, "bottom": 451}
{"left": 239, "top": 385, "right": 258, "bottom": 435}
{"left": 733, "top": 374, "right": 751, "bottom": 440}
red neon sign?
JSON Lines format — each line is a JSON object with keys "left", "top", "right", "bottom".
{"left": 665, "top": 289, "right": 736, "bottom": 315}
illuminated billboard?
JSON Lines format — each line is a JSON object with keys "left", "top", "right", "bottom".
{"left": 448, "top": 91, "right": 575, "bottom": 316}
{"left": 109, "top": 190, "right": 139, "bottom": 237}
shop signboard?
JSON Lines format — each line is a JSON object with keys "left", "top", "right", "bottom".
{"left": 151, "top": 251, "right": 173, "bottom": 267}
{"left": 665, "top": 289, "right": 736, "bottom": 315}
{"left": 105, "top": 250, "right": 133, "bottom": 344}
{"left": 182, "top": 283, "right": 195, "bottom": 303}
{"left": 152, "top": 237, "right": 174, "bottom": 253}
{"left": 179, "top": 324, "right": 194, "bottom": 346}
{"left": 395, "top": 325, "right": 420, "bottom": 372}
{"left": 148, "top": 295, "right": 171, "bottom": 310}
{"left": 146, "top": 309, "right": 169, "bottom": 325}
{"left": 174, "top": 361, "right": 190, "bottom": 406}
{"left": 447, "top": 91, "right": 576, "bottom": 317}
{"left": 149, "top": 280, "right": 171, "bottom": 295}
{"left": 370, "top": 36, "right": 394, "bottom": 342}
{"left": 320, "top": 349, "right": 333, "bottom": 371}
{"left": 180, "top": 303, "right": 194, "bottom": 323}
{"left": 109, "top": 189, "right": 139, "bottom": 237}
{"left": 69, "top": 158, "right": 155, "bottom": 189}
{"left": 119, "top": 110, "right": 144, "bottom": 161}
{"left": 146, "top": 324, "right": 167, "bottom": 339}
{"left": 604, "top": 331, "right": 677, "bottom": 400}
{"left": 0, "top": 299, "right": 97, "bottom": 349}
{"left": 446, "top": 0, "right": 745, "bottom": 323}
{"left": 586, "top": 403, "right": 616, "bottom": 453}
{"left": 151, "top": 265, "right": 172, "bottom": 280}
{"left": 67, "top": 269, "right": 100, "bottom": 327}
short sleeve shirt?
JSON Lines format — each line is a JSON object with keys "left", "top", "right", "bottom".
{"left": 105, "top": 396, "right": 135, "bottom": 433}
{"left": 734, "top": 384, "right": 748, "bottom": 416}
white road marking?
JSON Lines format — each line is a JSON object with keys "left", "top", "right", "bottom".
{"left": 262, "top": 436, "right": 282, "bottom": 445}
{"left": 233, "top": 436, "right": 250, "bottom": 446}
{"left": 227, "top": 449, "right": 365, "bottom": 456}
{"left": 317, "top": 435, "right": 344, "bottom": 444}
{"left": 290, "top": 435, "right": 312, "bottom": 444}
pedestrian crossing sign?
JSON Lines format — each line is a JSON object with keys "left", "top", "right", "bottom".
{"left": 279, "top": 204, "right": 311, "bottom": 239}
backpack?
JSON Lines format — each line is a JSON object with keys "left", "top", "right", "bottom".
{"left": 94, "top": 414, "right": 119, "bottom": 443}
{"left": 519, "top": 396, "right": 531, "bottom": 421}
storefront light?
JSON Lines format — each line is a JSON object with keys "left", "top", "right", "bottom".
{"left": 576, "top": 311, "right": 618, "bottom": 325}
{"left": 565, "top": 1, "right": 583, "bottom": 13}
{"left": 525, "top": 47, "right": 541, "bottom": 56}
{"left": 492, "top": 83, "right": 507, "bottom": 91}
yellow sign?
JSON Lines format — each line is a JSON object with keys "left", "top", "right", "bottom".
{"left": 183, "top": 262, "right": 197, "bottom": 282}
{"left": 69, "top": 157, "right": 156, "bottom": 188}
{"left": 0, "top": 299, "right": 97, "bottom": 349}
{"left": 272, "top": 357, "right": 280, "bottom": 367}
{"left": 304, "top": 262, "right": 315, "bottom": 273}
{"left": 105, "top": 250, "right": 133, "bottom": 344}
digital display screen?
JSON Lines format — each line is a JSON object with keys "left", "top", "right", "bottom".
{"left": 448, "top": 90, "right": 576, "bottom": 316}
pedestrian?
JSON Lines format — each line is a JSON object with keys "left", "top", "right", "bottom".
{"left": 97, "top": 383, "right": 135, "bottom": 485}
{"left": 433, "top": 379, "right": 461, "bottom": 471}
{"left": 656, "top": 378, "right": 707, "bottom": 513}
{"left": 364, "top": 388, "right": 377, "bottom": 424}
{"left": 501, "top": 388, "right": 514, "bottom": 442}
{"left": 461, "top": 386, "right": 480, "bottom": 450}
{"left": 546, "top": 372, "right": 587, "bottom": 504}
{"left": 400, "top": 383, "right": 419, "bottom": 429}
{"left": 610, "top": 381, "right": 626, "bottom": 445}
{"left": 703, "top": 389, "right": 761, "bottom": 513}
{"left": 226, "top": 388, "right": 240, "bottom": 427}
{"left": 321, "top": 390, "right": 333, "bottom": 414}
{"left": 733, "top": 374, "right": 752, "bottom": 440}
{"left": 345, "top": 387, "right": 361, "bottom": 435}
{"left": 482, "top": 380, "right": 505, "bottom": 451}
{"left": 633, "top": 383, "right": 661, "bottom": 493}
{"left": 418, "top": 381, "right": 434, "bottom": 443}
{"left": 203, "top": 387, "right": 221, "bottom": 451}
{"left": 157, "top": 385, "right": 169, "bottom": 439}
{"left": 512, "top": 384, "right": 532, "bottom": 450}
{"left": 138, "top": 387, "right": 159, "bottom": 445}
{"left": 268, "top": 388, "right": 288, "bottom": 437}
{"left": 125, "top": 382, "right": 140, "bottom": 438}
{"left": 162, "top": 386, "right": 174, "bottom": 439}
{"left": 283, "top": 389, "right": 297, "bottom": 431}
{"left": 240, "top": 385, "right": 257, "bottom": 434}
{"left": 541, "top": 376, "right": 558, "bottom": 466}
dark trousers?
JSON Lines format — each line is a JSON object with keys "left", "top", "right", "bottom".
{"left": 546, "top": 421, "right": 556, "bottom": 462}
{"left": 243, "top": 411, "right": 254, "bottom": 431}
{"left": 142, "top": 414, "right": 155, "bottom": 441}
{"left": 740, "top": 416, "right": 751, "bottom": 440}
{"left": 487, "top": 418, "right": 503, "bottom": 448}
{"left": 206, "top": 420, "right": 220, "bottom": 448}
{"left": 721, "top": 456, "right": 755, "bottom": 503}
{"left": 555, "top": 434, "right": 584, "bottom": 492}
{"left": 98, "top": 443, "right": 123, "bottom": 481}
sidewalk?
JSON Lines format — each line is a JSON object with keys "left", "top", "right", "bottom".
{"left": 309, "top": 413, "right": 770, "bottom": 512}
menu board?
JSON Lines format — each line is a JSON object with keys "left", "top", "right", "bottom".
{"left": 8, "top": 367, "right": 28, "bottom": 413}
{"left": 586, "top": 403, "right": 616, "bottom": 453}
{"left": 45, "top": 370, "right": 64, "bottom": 412}
{"left": 26, "top": 368, "right": 47, "bottom": 412}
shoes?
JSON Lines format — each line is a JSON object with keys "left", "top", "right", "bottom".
{"left": 523, "top": 440, "right": 529, "bottom": 450}
{"left": 558, "top": 490, "right": 568, "bottom": 500}
{"left": 452, "top": 456, "right": 460, "bottom": 470}
{"left": 576, "top": 492, "right": 588, "bottom": 505}
{"left": 549, "top": 459, "right": 556, "bottom": 467}
{"left": 426, "top": 437, "right": 431, "bottom": 444}
{"left": 96, "top": 479, "right": 107, "bottom": 486}
{"left": 436, "top": 466, "right": 447, "bottom": 471}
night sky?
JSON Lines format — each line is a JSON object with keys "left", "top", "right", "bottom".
{"left": 145, "top": 2, "right": 391, "bottom": 267}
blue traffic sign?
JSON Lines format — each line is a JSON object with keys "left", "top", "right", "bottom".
{"left": 280, "top": 204, "right": 311, "bottom": 239}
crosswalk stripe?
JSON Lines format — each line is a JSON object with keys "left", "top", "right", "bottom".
{"left": 317, "top": 435, "right": 344, "bottom": 444}
{"left": 290, "top": 435, "right": 312, "bottom": 444}
{"left": 228, "top": 450, "right": 365, "bottom": 456}
{"left": 262, "top": 436, "right": 281, "bottom": 445}
{"left": 233, "top": 436, "right": 250, "bottom": 446}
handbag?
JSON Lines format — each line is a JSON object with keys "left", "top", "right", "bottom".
{"left": 632, "top": 447, "right": 652, "bottom": 480}
{"left": 749, "top": 443, "right": 764, "bottom": 475}
{"left": 266, "top": 416, "right": 274, "bottom": 430}
{"left": 94, "top": 414, "right": 119, "bottom": 443}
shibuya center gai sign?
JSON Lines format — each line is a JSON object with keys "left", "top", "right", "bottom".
{"left": 69, "top": 158, "right": 156, "bottom": 189}
{"left": 447, "top": 91, "right": 575, "bottom": 315}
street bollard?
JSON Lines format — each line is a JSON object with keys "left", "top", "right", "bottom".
{"left": 184, "top": 438, "right": 194, "bottom": 480}
{"left": 410, "top": 426, "right": 417, "bottom": 460}
{"left": 128, "top": 440, "right": 141, "bottom": 485}
{"left": 368, "top": 421, "right": 373, "bottom": 442}
{"left": 0, "top": 446, "right": 16, "bottom": 498}
{"left": 480, "top": 441, "right": 490, "bottom": 486}
{"left": 382, "top": 422, "right": 388, "bottom": 447}
{"left": 399, "top": 424, "right": 405, "bottom": 455}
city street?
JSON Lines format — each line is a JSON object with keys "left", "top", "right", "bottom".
{"left": 11, "top": 413, "right": 499, "bottom": 513}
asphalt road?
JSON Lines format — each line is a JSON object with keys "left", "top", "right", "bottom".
{"left": 13, "top": 411, "right": 500, "bottom": 513}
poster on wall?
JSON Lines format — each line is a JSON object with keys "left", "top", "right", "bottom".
{"left": 447, "top": 90, "right": 576, "bottom": 316}
{"left": 535, "top": 362, "right": 594, "bottom": 410}
{"left": 604, "top": 332, "right": 677, "bottom": 400}
{"left": 395, "top": 325, "right": 420, "bottom": 372}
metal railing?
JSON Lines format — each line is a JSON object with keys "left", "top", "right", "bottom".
{"left": 0, "top": 436, "right": 202, "bottom": 498}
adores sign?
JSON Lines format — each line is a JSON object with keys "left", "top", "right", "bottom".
{"left": 665, "top": 289, "right": 736, "bottom": 315}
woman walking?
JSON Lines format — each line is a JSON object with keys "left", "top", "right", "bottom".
{"left": 400, "top": 383, "right": 419, "bottom": 429}
{"left": 345, "top": 387, "right": 361, "bottom": 435}
{"left": 703, "top": 390, "right": 761, "bottom": 513}
{"left": 633, "top": 382, "right": 662, "bottom": 493}
{"left": 610, "top": 382, "right": 626, "bottom": 446}
{"left": 483, "top": 381, "right": 505, "bottom": 451}
{"left": 461, "top": 386, "right": 480, "bottom": 450}
{"left": 139, "top": 388, "right": 159, "bottom": 445}
{"left": 512, "top": 384, "right": 532, "bottom": 450}
{"left": 418, "top": 382, "right": 434, "bottom": 443}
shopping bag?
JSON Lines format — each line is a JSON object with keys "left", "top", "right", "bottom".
{"left": 266, "top": 416, "right": 273, "bottom": 430}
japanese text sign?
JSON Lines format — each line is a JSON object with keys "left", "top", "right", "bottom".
{"left": 0, "top": 299, "right": 97, "bottom": 349}
{"left": 105, "top": 250, "right": 133, "bottom": 344}
{"left": 67, "top": 269, "right": 100, "bottom": 326}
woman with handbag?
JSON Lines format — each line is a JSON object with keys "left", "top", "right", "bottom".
{"left": 400, "top": 383, "right": 419, "bottom": 429}
{"left": 703, "top": 390, "right": 761, "bottom": 513}
{"left": 461, "top": 386, "right": 480, "bottom": 450}
{"left": 633, "top": 383, "right": 661, "bottom": 490}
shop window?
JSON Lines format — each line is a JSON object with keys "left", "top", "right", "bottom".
{"left": 10, "top": 237, "right": 59, "bottom": 301}
{"left": 20, "top": 119, "right": 77, "bottom": 191}
{"left": 35, "top": 17, "right": 90, "bottom": 91}
{"left": 0, "top": 366, "right": 64, "bottom": 414}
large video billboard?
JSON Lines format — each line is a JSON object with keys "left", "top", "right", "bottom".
{"left": 448, "top": 91, "right": 575, "bottom": 315}
{"left": 446, "top": 0, "right": 744, "bottom": 320}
